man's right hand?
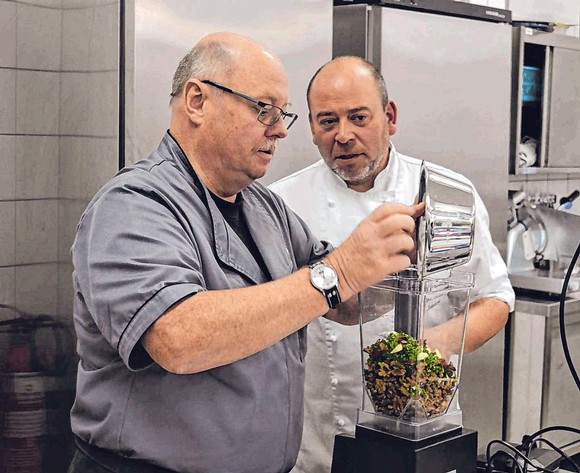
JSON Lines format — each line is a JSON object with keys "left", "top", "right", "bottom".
{"left": 326, "top": 202, "right": 424, "bottom": 302}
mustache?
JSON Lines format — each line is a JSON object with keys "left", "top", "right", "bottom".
{"left": 258, "top": 140, "right": 278, "bottom": 154}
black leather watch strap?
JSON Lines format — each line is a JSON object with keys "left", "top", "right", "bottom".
{"left": 324, "top": 287, "right": 341, "bottom": 310}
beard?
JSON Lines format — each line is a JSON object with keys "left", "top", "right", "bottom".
{"left": 329, "top": 154, "right": 385, "bottom": 186}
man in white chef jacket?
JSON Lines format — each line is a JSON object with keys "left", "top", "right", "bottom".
{"left": 270, "top": 56, "right": 515, "bottom": 473}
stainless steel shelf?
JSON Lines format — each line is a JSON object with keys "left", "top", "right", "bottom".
{"left": 509, "top": 168, "right": 580, "bottom": 181}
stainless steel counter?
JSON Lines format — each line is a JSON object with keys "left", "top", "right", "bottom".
{"left": 514, "top": 292, "right": 580, "bottom": 317}
{"left": 506, "top": 292, "right": 580, "bottom": 455}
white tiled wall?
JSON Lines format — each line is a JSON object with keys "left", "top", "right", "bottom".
{"left": 0, "top": 2, "right": 16, "bottom": 68}
{"left": 91, "top": 3, "right": 120, "bottom": 71}
{"left": 14, "top": 263, "right": 59, "bottom": 316}
{"left": 0, "top": 136, "right": 16, "bottom": 200}
{"left": 15, "top": 200, "right": 59, "bottom": 265}
{"left": 0, "top": 69, "right": 16, "bottom": 134}
{"left": 0, "top": 267, "right": 16, "bottom": 319}
{"left": 15, "top": 136, "right": 59, "bottom": 199}
{"left": 62, "top": 7, "right": 95, "bottom": 70}
{"left": 60, "top": 71, "right": 118, "bottom": 136}
{"left": 1, "top": 0, "right": 118, "bottom": 324}
{"left": 16, "top": 70, "right": 60, "bottom": 134}
{"left": 16, "top": 2, "right": 62, "bottom": 70}
{"left": 59, "top": 137, "right": 117, "bottom": 199}
{"left": 0, "top": 202, "right": 16, "bottom": 267}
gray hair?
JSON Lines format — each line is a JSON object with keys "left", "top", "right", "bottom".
{"left": 170, "top": 41, "right": 234, "bottom": 104}
{"left": 306, "top": 56, "right": 389, "bottom": 109}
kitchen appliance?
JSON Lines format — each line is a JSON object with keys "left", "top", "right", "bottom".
{"left": 507, "top": 191, "right": 580, "bottom": 295}
{"left": 333, "top": 0, "right": 511, "bottom": 23}
{"left": 332, "top": 0, "right": 513, "bottom": 448}
{"left": 331, "top": 164, "right": 478, "bottom": 473}
{"left": 396, "top": 162, "right": 476, "bottom": 337}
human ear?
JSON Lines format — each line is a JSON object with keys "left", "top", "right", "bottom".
{"left": 183, "top": 79, "right": 205, "bottom": 125}
{"left": 386, "top": 100, "right": 397, "bottom": 135}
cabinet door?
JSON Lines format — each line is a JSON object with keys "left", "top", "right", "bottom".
{"left": 545, "top": 311, "right": 580, "bottom": 449}
{"left": 547, "top": 48, "right": 580, "bottom": 168}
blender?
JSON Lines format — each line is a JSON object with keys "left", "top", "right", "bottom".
{"left": 331, "top": 162, "right": 478, "bottom": 473}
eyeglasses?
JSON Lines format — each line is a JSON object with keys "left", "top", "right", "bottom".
{"left": 201, "top": 80, "right": 298, "bottom": 130}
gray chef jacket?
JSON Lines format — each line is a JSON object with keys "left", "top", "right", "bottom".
{"left": 70, "top": 132, "right": 331, "bottom": 473}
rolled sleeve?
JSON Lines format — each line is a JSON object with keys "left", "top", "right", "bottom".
{"left": 118, "top": 282, "right": 202, "bottom": 369}
{"left": 73, "top": 179, "right": 207, "bottom": 370}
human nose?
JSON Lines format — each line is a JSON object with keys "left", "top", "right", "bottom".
{"left": 335, "top": 120, "right": 354, "bottom": 145}
{"left": 266, "top": 116, "right": 289, "bottom": 140}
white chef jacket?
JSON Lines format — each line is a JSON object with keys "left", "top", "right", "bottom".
{"left": 269, "top": 145, "right": 515, "bottom": 473}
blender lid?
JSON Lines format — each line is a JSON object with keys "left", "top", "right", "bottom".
{"left": 416, "top": 162, "right": 476, "bottom": 279}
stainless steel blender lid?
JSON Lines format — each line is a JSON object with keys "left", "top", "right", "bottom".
{"left": 416, "top": 162, "right": 476, "bottom": 279}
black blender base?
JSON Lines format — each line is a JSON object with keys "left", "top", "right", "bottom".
{"left": 331, "top": 426, "right": 478, "bottom": 473}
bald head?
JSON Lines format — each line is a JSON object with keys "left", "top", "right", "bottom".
{"left": 170, "top": 32, "right": 284, "bottom": 104}
{"left": 307, "top": 56, "right": 388, "bottom": 113}
{"left": 168, "top": 32, "right": 291, "bottom": 199}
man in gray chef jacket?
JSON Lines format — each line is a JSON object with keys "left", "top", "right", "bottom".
{"left": 67, "top": 32, "right": 422, "bottom": 473}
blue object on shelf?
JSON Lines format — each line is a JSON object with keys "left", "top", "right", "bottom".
{"left": 522, "top": 66, "right": 542, "bottom": 103}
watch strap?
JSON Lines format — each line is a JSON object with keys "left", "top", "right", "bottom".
{"left": 309, "top": 261, "right": 341, "bottom": 309}
{"left": 324, "top": 286, "right": 341, "bottom": 310}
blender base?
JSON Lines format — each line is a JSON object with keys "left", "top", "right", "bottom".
{"left": 331, "top": 425, "right": 478, "bottom": 473}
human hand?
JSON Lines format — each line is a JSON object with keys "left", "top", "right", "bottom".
{"left": 422, "top": 318, "right": 464, "bottom": 363}
{"left": 326, "top": 202, "right": 424, "bottom": 301}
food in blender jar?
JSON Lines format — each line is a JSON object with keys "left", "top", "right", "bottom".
{"left": 363, "top": 331, "right": 458, "bottom": 418}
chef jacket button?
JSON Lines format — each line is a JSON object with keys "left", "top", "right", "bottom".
{"left": 329, "top": 334, "right": 337, "bottom": 342}
{"left": 336, "top": 418, "right": 345, "bottom": 427}
{"left": 328, "top": 200, "right": 335, "bottom": 208}
{"left": 331, "top": 378, "right": 339, "bottom": 386}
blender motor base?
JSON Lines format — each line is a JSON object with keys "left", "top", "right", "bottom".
{"left": 331, "top": 426, "right": 478, "bottom": 473}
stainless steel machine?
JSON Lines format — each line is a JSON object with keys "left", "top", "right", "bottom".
{"left": 507, "top": 191, "right": 580, "bottom": 295}
{"left": 331, "top": 163, "right": 480, "bottom": 473}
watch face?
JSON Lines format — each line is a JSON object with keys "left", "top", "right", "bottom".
{"left": 312, "top": 265, "right": 337, "bottom": 290}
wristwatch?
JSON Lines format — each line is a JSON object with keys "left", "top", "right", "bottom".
{"left": 309, "top": 261, "right": 341, "bottom": 309}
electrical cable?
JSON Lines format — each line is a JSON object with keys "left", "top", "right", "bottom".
{"left": 486, "top": 440, "right": 555, "bottom": 473}
{"left": 487, "top": 449, "right": 524, "bottom": 473}
{"left": 519, "top": 426, "right": 580, "bottom": 473}
{"left": 559, "top": 239, "right": 580, "bottom": 391}
{"left": 521, "top": 426, "right": 580, "bottom": 448}
{"left": 530, "top": 438, "right": 580, "bottom": 473}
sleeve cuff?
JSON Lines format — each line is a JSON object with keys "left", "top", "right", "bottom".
{"left": 118, "top": 282, "right": 203, "bottom": 371}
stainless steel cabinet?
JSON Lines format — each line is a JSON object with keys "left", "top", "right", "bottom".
{"left": 506, "top": 295, "right": 580, "bottom": 455}
{"left": 548, "top": 48, "right": 580, "bottom": 169}
{"left": 511, "top": 28, "right": 580, "bottom": 175}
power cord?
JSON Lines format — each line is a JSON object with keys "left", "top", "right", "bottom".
{"left": 486, "top": 440, "right": 524, "bottom": 472}
{"left": 483, "top": 241, "right": 580, "bottom": 473}
{"left": 529, "top": 438, "right": 579, "bottom": 473}
{"left": 520, "top": 426, "right": 580, "bottom": 451}
{"left": 486, "top": 440, "right": 554, "bottom": 473}
{"left": 520, "top": 426, "right": 580, "bottom": 473}
{"left": 483, "top": 427, "right": 580, "bottom": 473}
